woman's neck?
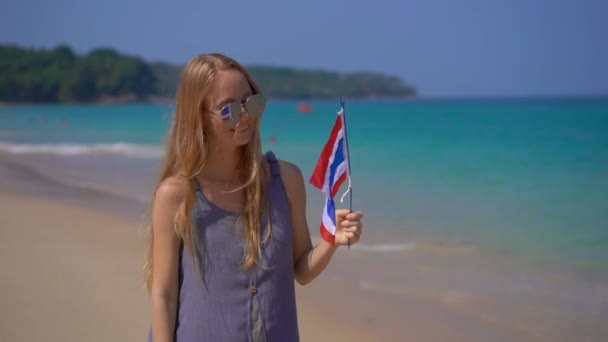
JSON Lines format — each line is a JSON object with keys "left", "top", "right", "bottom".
{"left": 202, "top": 146, "right": 243, "bottom": 182}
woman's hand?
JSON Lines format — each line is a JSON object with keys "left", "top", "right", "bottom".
{"left": 334, "top": 209, "right": 363, "bottom": 246}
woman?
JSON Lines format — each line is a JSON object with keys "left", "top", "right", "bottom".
{"left": 144, "top": 53, "right": 364, "bottom": 341}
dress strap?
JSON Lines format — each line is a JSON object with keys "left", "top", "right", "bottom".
{"left": 265, "top": 151, "right": 280, "bottom": 177}
{"left": 193, "top": 176, "right": 202, "bottom": 191}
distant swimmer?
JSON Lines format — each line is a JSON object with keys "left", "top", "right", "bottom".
{"left": 297, "top": 103, "right": 313, "bottom": 113}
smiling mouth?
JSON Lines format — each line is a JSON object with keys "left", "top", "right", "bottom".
{"left": 231, "top": 125, "right": 249, "bottom": 133}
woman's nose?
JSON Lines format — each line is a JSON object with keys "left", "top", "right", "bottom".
{"left": 238, "top": 106, "right": 250, "bottom": 123}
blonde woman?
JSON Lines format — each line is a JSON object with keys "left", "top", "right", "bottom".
{"left": 144, "top": 53, "right": 364, "bottom": 342}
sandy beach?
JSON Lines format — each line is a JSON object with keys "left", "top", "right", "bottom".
{"left": 0, "top": 192, "right": 149, "bottom": 341}
{"left": 1, "top": 152, "right": 607, "bottom": 341}
{"left": 0, "top": 191, "right": 383, "bottom": 341}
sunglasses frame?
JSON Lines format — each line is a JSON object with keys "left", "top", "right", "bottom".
{"left": 213, "top": 93, "right": 266, "bottom": 127}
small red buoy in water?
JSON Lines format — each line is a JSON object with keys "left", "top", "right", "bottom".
{"left": 297, "top": 103, "right": 313, "bottom": 113}
{"left": 269, "top": 135, "right": 277, "bottom": 144}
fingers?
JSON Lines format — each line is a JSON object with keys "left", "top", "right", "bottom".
{"left": 335, "top": 209, "right": 364, "bottom": 246}
{"left": 343, "top": 229, "right": 360, "bottom": 238}
{"left": 336, "top": 209, "right": 364, "bottom": 220}
{"left": 340, "top": 222, "right": 362, "bottom": 239}
{"left": 340, "top": 220, "right": 361, "bottom": 229}
{"left": 346, "top": 211, "right": 363, "bottom": 220}
{"left": 343, "top": 231, "right": 360, "bottom": 242}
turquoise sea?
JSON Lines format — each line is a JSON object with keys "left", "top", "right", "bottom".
{"left": 1, "top": 98, "right": 607, "bottom": 277}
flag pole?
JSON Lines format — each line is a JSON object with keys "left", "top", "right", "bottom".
{"left": 339, "top": 98, "right": 354, "bottom": 249}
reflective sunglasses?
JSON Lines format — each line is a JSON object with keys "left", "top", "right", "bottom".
{"left": 215, "top": 93, "right": 266, "bottom": 127}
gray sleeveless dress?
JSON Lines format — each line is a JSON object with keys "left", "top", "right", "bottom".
{"left": 148, "top": 151, "right": 300, "bottom": 342}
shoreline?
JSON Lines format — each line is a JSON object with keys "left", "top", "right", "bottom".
{"left": 1, "top": 149, "right": 605, "bottom": 281}
{"left": 0, "top": 151, "right": 152, "bottom": 222}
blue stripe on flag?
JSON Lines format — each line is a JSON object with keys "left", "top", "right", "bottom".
{"left": 326, "top": 195, "right": 336, "bottom": 226}
{"left": 327, "top": 136, "right": 345, "bottom": 193}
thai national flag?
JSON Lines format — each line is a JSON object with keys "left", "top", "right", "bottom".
{"left": 309, "top": 105, "right": 350, "bottom": 244}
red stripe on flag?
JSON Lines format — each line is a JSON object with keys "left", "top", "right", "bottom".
{"left": 331, "top": 172, "right": 346, "bottom": 198}
{"left": 309, "top": 115, "right": 344, "bottom": 190}
{"left": 320, "top": 222, "right": 336, "bottom": 244}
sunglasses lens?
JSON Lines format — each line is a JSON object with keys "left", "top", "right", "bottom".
{"left": 219, "top": 94, "right": 265, "bottom": 127}
{"left": 245, "top": 94, "right": 266, "bottom": 117}
{"left": 220, "top": 102, "right": 241, "bottom": 126}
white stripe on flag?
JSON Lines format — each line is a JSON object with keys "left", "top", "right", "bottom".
{"left": 322, "top": 196, "right": 336, "bottom": 235}
{"left": 322, "top": 130, "right": 346, "bottom": 197}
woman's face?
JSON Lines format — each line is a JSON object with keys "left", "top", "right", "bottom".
{"left": 205, "top": 69, "right": 265, "bottom": 149}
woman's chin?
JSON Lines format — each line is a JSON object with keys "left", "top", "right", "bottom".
{"left": 232, "top": 129, "right": 253, "bottom": 146}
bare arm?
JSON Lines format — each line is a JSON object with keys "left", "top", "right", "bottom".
{"left": 149, "top": 177, "right": 185, "bottom": 342}
{"left": 280, "top": 160, "right": 362, "bottom": 285}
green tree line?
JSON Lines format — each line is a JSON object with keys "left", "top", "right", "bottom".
{"left": 1, "top": 44, "right": 416, "bottom": 103}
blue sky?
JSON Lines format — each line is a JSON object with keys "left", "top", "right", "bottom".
{"left": 1, "top": 0, "right": 606, "bottom": 97}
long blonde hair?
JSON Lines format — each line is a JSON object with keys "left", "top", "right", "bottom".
{"left": 143, "top": 53, "right": 269, "bottom": 294}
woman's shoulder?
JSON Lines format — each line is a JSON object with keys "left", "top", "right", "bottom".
{"left": 274, "top": 158, "right": 305, "bottom": 202}
{"left": 265, "top": 150, "right": 300, "bottom": 175}
{"left": 277, "top": 159, "right": 301, "bottom": 177}
{"left": 155, "top": 175, "right": 189, "bottom": 205}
